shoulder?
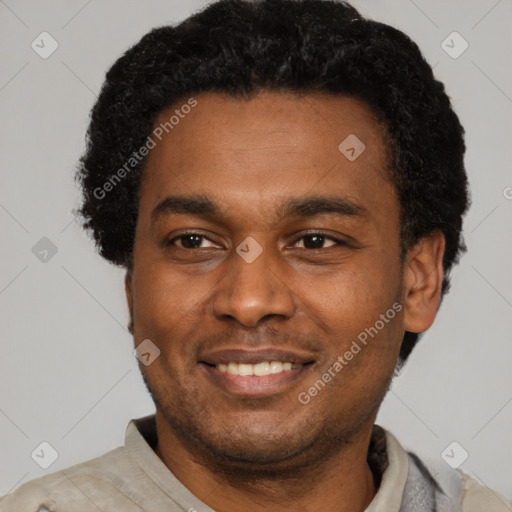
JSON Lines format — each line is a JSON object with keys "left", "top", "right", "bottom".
{"left": 460, "top": 473, "right": 512, "bottom": 512}
{"left": 0, "top": 447, "right": 143, "bottom": 512}
{"left": 406, "top": 449, "right": 511, "bottom": 512}
{"left": 381, "top": 428, "right": 511, "bottom": 512}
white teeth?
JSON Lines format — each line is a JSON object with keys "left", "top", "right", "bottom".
{"left": 216, "top": 361, "right": 301, "bottom": 376}
{"left": 253, "top": 361, "right": 270, "bottom": 376}
{"left": 238, "top": 363, "right": 253, "bottom": 376}
{"left": 270, "top": 361, "right": 283, "bottom": 374}
{"left": 227, "top": 362, "right": 238, "bottom": 375}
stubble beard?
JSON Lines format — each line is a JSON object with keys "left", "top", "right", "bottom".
{"left": 139, "top": 361, "right": 392, "bottom": 488}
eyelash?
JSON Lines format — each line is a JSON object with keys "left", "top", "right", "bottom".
{"left": 165, "top": 231, "right": 348, "bottom": 250}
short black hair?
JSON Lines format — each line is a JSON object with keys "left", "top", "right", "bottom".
{"left": 76, "top": 0, "right": 470, "bottom": 365}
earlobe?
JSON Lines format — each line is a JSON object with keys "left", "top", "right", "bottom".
{"left": 125, "top": 269, "right": 133, "bottom": 309}
{"left": 125, "top": 269, "right": 134, "bottom": 334}
{"left": 402, "top": 231, "right": 445, "bottom": 334}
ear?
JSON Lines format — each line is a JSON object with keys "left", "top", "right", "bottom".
{"left": 402, "top": 231, "right": 445, "bottom": 334}
{"left": 125, "top": 268, "right": 134, "bottom": 334}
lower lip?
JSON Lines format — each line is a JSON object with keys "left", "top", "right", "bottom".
{"left": 200, "top": 363, "right": 313, "bottom": 397}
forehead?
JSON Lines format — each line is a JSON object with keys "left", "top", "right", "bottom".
{"left": 139, "top": 91, "right": 396, "bottom": 226}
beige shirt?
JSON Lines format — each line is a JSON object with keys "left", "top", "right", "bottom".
{"left": 1, "top": 415, "right": 510, "bottom": 511}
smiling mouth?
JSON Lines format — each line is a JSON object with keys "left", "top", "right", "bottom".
{"left": 198, "top": 347, "right": 317, "bottom": 395}
{"left": 202, "top": 361, "right": 313, "bottom": 376}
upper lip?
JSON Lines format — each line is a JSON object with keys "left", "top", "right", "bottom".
{"left": 199, "top": 347, "right": 316, "bottom": 366}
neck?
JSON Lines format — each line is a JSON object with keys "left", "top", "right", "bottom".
{"left": 154, "top": 411, "right": 379, "bottom": 512}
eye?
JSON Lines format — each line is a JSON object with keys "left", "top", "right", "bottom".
{"left": 165, "top": 231, "right": 348, "bottom": 251}
{"left": 167, "top": 233, "right": 219, "bottom": 249}
{"left": 291, "top": 233, "right": 346, "bottom": 250}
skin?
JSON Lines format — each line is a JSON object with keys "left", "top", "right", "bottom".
{"left": 125, "top": 91, "right": 445, "bottom": 512}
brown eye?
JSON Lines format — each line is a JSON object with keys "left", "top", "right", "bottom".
{"left": 167, "top": 233, "right": 218, "bottom": 249}
{"left": 293, "top": 233, "right": 342, "bottom": 250}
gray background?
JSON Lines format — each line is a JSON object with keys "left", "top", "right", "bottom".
{"left": 1, "top": 0, "right": 511, "bottom": 501}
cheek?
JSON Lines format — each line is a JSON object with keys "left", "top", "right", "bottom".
{"left": 131, "top": 266, "right": 205, "bottom": 381}
{"left": 131, "top": 259, "right": 205, "bottom": 338}
{"left": 310, "top": 260, "right": 401, "bottom": 327}
{"left": 304, "top": 257, "right": 403, "bottom": 377}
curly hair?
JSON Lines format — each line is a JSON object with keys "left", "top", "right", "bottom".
{"left": 76, "top": 0, "right": 470, "bottom": 365}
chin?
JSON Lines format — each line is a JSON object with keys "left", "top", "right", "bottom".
{"left": 165, "top": 402, "right": 334, "bottom": 470}
{"left": 208, "top": 429, "right": 309, "bottom": 464}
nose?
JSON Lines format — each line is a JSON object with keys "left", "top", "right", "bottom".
{"left": 212, "top": 241, "right": 296, "bottom": 328}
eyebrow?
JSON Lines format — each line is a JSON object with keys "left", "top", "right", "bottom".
{"left": 151, "top": 194, "right": 367, "bottom": 224}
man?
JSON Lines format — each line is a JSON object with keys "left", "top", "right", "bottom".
{"left": 2, "top": 0, "right": 510, "bottom": 511}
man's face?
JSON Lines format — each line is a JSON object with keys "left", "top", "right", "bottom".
{"left": 128, "top": 91, "right": 407, "bottom": 468}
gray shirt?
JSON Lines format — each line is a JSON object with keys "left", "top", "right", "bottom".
{"left": 1, "top": 415, "right": 510, "bottom": 511}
